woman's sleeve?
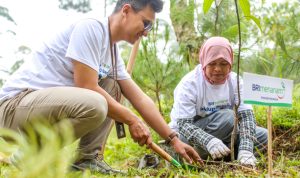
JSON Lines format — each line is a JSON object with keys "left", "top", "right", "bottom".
{"left": 173, "top": 78, "right": 214, "bottom": 149}
{"left": 234, "top": 75, "right": 256, "bottom": 152}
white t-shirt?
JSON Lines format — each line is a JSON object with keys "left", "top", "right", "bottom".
{"left": 169, "top": 64, "right": 252, "bottom": 132}
{"left": 0, "top": 18, "right": 130, "bottom": 101}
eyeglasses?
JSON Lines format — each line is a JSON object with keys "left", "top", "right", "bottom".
{"left": 143, "top": 20, "right": 153, "bottom": 32}
{"left": 137, "top": 13, "right": 153, "bottom": 32}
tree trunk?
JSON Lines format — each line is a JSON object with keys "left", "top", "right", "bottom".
{"left": 170, "top": 0, "right": 203, "bottom": 69}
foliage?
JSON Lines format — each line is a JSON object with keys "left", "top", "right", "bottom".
{"left": 0, "top": 7, "right": 30, "bottom": 86}
{"left": 57, "top": 0, "right": 116, "bottom": 14}
{"left": 132, "top": 19, "right": 189, "bottom": 116}
{"left": 103, "top": 127, "right": 150, "bottom": 169}
{"left": 199, "top": 0, "right": 262, "bottom": 74}
{"left": 0, "top": 6, "right": 16, "bottom": 86}
{"left": 170, "top": 0, "right": 202, "bottom": 69}
{"left": 203, "top": 0, "right": 261, "bottom": 32}
{"left": 203, "top": 0, "right": 214, "bottom": 14}
{"left": 1, "top": 117, "right": 299, "bottom": 177}
{"left": 0, "top": 120, "right": 77, "bottom": 178}
{"left": 1, "top": 1, "right": 300, "bottom": 177}
{"left": 58, "top": 0, "right": 92, "bottom": 13}
{"left": 294, "top": 83, "right": 300, "bottom": 98}
{"left": 0, "top": 6, "right": 15, "bottom": 24}
{"left": 243, "top": 1, "right": 300, "bottom": 82}
{"left": 170, "top": 0, "right": 300, "bottom": 84}
{"left": 254, "top": 94, "right": 300, "bottom": 129}
{"left": 170, "top": 0, "right": 263, "bottom": 70}
{"left": 0, "top": 45, "right": 30, "bottom": 87}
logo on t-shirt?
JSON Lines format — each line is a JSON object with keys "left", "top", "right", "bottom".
{"left": 98, "top": 63, "right": 111, "bottom": 79}
{"left": 200, "top": 99, "right": 231, "bottom": 113}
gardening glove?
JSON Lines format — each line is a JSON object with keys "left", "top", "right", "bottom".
{"left": 206, "top": 138, "right": 231, "bottom": 159}
{"left": 237, "top": 150, "right": 257, "bottom": 167}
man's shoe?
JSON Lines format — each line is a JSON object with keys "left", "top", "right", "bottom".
{"left": 72, "top": 156, "right": 126, "bottom": 175}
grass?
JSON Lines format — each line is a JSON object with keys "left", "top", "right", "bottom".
{"left": 0, "top": 100, "right": 299, "bottom": 177}
{"left": 254, "top": 96, "right": 300, "bottom": 129}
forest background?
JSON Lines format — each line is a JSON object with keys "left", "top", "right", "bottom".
{"left": 0, "top": 0, "right": 299, "bottom": 177}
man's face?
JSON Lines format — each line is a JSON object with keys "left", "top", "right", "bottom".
{"left": 122, "top": 4, "right": 155, "bottom": 44}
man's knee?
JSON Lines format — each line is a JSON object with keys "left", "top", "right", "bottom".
{"left": 76, "top": 91, "right": 108, "bottom": 129}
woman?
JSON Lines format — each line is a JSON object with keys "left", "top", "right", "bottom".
{"left": 169, "top": 36, "right": 268, "bottom": 166}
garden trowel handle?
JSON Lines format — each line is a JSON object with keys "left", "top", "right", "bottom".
{"left": 149, "top": 142, "right": 172, "bottom": 161}
{"left": 149, "top": 142, "right": 181, "bottom": 168}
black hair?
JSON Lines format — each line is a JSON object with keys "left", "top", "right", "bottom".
{"left": 113, "top": 0, "right": 164, "bottom": 13}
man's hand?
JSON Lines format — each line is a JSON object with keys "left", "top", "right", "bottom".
{"left": 128, "top": 118, "right": 152, "bottom": 146}
{"left": 170, "top": 137, "right": 203, "bottom": 165}
{"left": 237, "top": 150, "right": 257, "bottom": 167}
{"left": 206, "top": 138, "right": 231, "bottom": 159}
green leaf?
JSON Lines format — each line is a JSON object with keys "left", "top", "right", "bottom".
{"left": 223, "top": 25, "right": 239, "bottom": 39}
{"left": 222, "top": 23, "right": 247, "bottom": 39}
{"left": 203, "top": 0, "right": 214, "bottom": 14}
{"left": 276, "top": 32, "right": 289, "bottom": 56}
{"left": 258, "top": 56, "right": 272, "bottom": 74}
{"left": 247, "top": 15, "right": 262, "bottom": 32}
{"left": 164, "top": 24, "right": 170, "bottom": 43}
{"left": 0, "top": 6, "right": 16, "bottom": 24}
{"left": 239, "top": 0, "right": 250, "bottom": 16}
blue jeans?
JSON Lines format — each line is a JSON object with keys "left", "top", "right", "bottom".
{"left": 179, "top": 109, "right": 268, "bottom": 159}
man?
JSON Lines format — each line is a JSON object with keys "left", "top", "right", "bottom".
{"left": 0, "top": 0, "right": 201, "bottom": 174}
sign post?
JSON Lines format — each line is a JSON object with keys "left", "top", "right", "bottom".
{"left": 243, "top": 72, "right": 293, "bottom": 177}
{"left": 267, "top": 105, "right": 272, "bottom": 176}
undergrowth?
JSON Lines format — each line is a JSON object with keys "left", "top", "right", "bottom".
{"left": 0, "top": 95, "right": 299, "bottom": 177}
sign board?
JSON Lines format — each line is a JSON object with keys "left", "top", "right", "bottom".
{"left": 243, "top": 72, "right": 293, "bottom": 107}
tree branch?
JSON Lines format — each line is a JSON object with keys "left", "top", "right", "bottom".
{"left": 231, "top": 0, "right": 242, "bottom": 161}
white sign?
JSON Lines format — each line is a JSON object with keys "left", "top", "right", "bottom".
{"left": 243, "top": 72, "right": 293, "bottom": 107}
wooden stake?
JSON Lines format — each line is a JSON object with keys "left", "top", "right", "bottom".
{"left": 120, "top": 38, "right": 141, "bottom": 104}
{"left": 119, "top": 38, "right": 141, "bottom": 103}
{"left": 267, "top": 106, "right": 273, "bottom": 177}
{"left": 126, "top": 38, "right": 141, "bottom": 75}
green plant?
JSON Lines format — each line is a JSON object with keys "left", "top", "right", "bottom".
{"left": 254, "top": 95, "right": 300, "bottom": 129}
{"left": 0, "top": 120, "right": 77, "bottom": 178}
{"left": 132, "top": 19, "right": 189, "bottom": 116}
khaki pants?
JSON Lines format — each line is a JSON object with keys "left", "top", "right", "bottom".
{"left": 0, "top": 78, "right": 120, "bottom": 160}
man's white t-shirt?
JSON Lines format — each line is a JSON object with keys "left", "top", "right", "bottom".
{"left": 169, "top": 64, "right": 252, "bottom": 132}
{"left": 0, "top": 18, "right": 130, "bottom": 101}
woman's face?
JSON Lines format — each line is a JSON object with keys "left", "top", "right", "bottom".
{"left": 204, "top": 58, "right": 231, "bottom": 84}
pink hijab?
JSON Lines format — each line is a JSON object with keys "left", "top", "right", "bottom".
{"left": 199, "top": 36, "right": 234, "bottom": 84}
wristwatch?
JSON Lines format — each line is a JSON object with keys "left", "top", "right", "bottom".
{"left": 165, "top": 132, "right": 179, "bottom": 145}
